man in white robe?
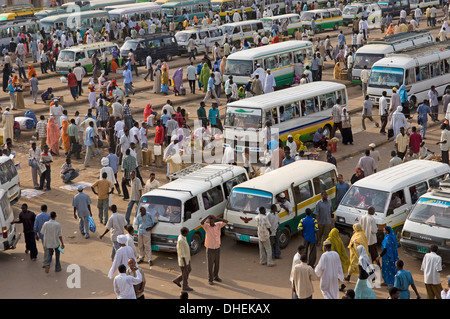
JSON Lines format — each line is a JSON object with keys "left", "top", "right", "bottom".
{"left": 286, "top": 135, "right": 297, "bottom": 158}
{"left": 251, "top": 64, "right": 266, "bottom": 89}
{"left": 108, "top": 235, "right": 137, "bottom": 279}
{"left": 50, "top": 99, "right": 64, "bottom": 128}
{"left": 390, "top": 105, "right": 409, "bottom": 142}
{"left": 264, "top": 69, "right": 276, "bottom": 94}
{"left": 315, "top": 241, "right": 344, "bottom": 299}
{"left": 163, "top": 135, "right": 180, "bottom": 178}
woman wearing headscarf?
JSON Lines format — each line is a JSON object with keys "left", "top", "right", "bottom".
{"left": 143, "top": 103, "right": 154, "bottom": 124}
{"left": 41, "top": 87, "right": 54, "bottom": 102}
{"left": 11, "top": 74, "right": 19, "bottom": 86}
{"left": 98, "top": 71, "right": 107, "bottom": 90}
{"left": 341, "top": 107, "right": 353, "bottom": 145}
{"left": 333, "top": 61, "right": 343, "bottom": 80}
{"left": 385, "top": 23, "right": 395, "bottom": 36}
{"left": 199, "top": 62, "right": 211, "bottom": 93}
{"left": 2, "top": 63, "right": 11, "bottom": 93}
{"left": 325, "top": 228, "right": 350, "bottom": 281}
{"left": 220, "top": 56, "right": 227, "bottom": 75}
{"left": 88, "top": 78, "right": 97, "bottom": 108}
{"left": 15, "top": 78, "right": 25, "bottom": 109}
{"left": 47, "top": 116, "right": 60, "bottom": 155}
{"left": 153, "top": 63, "right": 162, "bottom": 94}
{"left": 398, "top": 84, "right": 410, "bottom": 119}
{"left": 313, "top": 127, "right": 327, "bottom": 150}
{"left": 389, "top": 105, "right": 409, "bottom": 142}
{"left": 172, "top": 67, "right": 183, "bottom": 96}
{"left": 376, "top": 226, "right": 399, "bottom": 287}
{"left": 61, "top": 119, "right": 70, "bottom": 155}
{"left": 161, "top": 66, "right": 169, "bottom": 95}
{"left": 345, "top": 223, "right": 369, "bottom": 282}
{"left": 354, "top": 245, "right": 376, "bottom": 299}
{"left": 28, "top": 65, "right": 37, "bottom": 80}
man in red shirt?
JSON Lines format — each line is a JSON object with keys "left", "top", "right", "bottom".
{"left": 154, "top": 119, "right": 165, "bottom": 146}
{"left": 67, "top": 68, "right": 78, "bottom": 101}
{"left": 409, "top": 126, "right": 422, "bottom": 155}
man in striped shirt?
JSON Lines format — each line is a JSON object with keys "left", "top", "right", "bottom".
{"left": 297, "top": 208, "right": 319, "bottom": 268}
{"left": 36, "top": 115, "right": 47, "bottom": 150}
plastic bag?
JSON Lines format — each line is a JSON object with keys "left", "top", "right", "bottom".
{"left": 89, "top": 216, "right": 96, "bottom": 233}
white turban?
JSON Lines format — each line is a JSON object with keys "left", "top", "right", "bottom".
{"left": 101, "top": 157, "right": 109, "bottom": 166}
{"left": 117, "top": 235, "right": 127, "bottom": 245}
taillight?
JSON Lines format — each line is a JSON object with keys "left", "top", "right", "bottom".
{"left": 2, "top": 226, "right": 7, "bottom": 239}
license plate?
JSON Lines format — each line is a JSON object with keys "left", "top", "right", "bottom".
{"left": 417, "top": 246, "right": 429, "bottom": 253}
{"left": 239, "top": 234, "right": 250, "bottom": 242}
{"left": 151, "top": 245, "right": 160, "bottom": 251}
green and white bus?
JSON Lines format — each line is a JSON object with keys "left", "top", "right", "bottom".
{"left": 300, "top": 8, "right": 343, "bottom": 33}
{"left": 260, "top": 13, "right": 302, "bottom": 37}
{"left": 224, "top": 40, "right": 313, "bottom": 87}
{"left": 224, "top": 161, "right": 338, "bottom": 249}
{"left": 56, "top": 42, "right": 122, "bottom": 75}
{"left": 39, "top": 10, "right": 110, "bottom": 34}
{"left": 108, "top": 2, "right": 162, "bottom": 22}
{"left": 161, "top": 0, "right": 211, "bottom": 24}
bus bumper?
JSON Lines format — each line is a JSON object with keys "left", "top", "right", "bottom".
{"left": 400, "top": 238, "right": 450, "bottom": 263}
{"left": 224, "top": 228, "right": 259, "bottom": 244}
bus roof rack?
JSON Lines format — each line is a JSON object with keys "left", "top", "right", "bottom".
{"left": 170, "top": 164, "right": 236, "bottom": 185}
{"left": 368, "top": 30, "right": 432, "bottom": 45}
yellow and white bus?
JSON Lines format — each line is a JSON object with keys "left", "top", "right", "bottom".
{"left": 210, "top": 0, "right": 287, "bottom": 20}
{"left": 223, "top": 81, "right": 348, "bottom": 153}
{"left": 223, "top": 40, "right": 313, "bottom": 87}
{"left": 224, "top": 161, "right": 338, "bottom": 248}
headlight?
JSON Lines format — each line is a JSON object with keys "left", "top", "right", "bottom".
{"left": 402, "top": 231, "right": 411, "bottom": 239}
{"left": 337, "top": 216, "right": 345, "bottom": 223}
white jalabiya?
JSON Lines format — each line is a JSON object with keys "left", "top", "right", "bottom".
{"left": 390, "top": 105, "right": 409, "bottom": 142}
{"left": 264, "top": 73, "right": 276, "bottom": 93}
{"left": 108, "top": 245, "right": 136, "bottom": 279}
{"left": 315, "top": 250, "right": 344, "bottom": 299}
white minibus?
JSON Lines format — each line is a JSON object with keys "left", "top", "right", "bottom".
{"left": 219, "top": 20, "right": 265, "bottom": 47}
{"left": 224, "top": 161, "right": 338, "bottom": 249}
{"left": 137, "top": 164, "right": 248, "bottom": 255}
{"left": 336, "top": 160, "right": 450, "bottom": 243}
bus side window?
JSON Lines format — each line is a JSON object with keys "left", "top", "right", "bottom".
{"left": 420, "top": 64, "right": 430, "bottom": 81}
{"left": 265, "top": 56, "right": 278, "bottom": 70}
{"left": 405, "top": 68, "right": 415, "bottom": 85}
{"left": 445, "top": 58, "right": 450, "bottom": 73}
{"left": 296, "top": 181, "right": 313, "bottom": 202}
{"left": 184, "top": 197, "right": 200, "bottom": 221}
{"left": 284, "top": 102, "right": 298, "bottom": 121}
{"left": 337, "top": 89, "right": 346, "bottom": 105}
{"left": 432, "top": 61, "right": 442, "bottom": 77}
{"left": 279, "top": 53, "right": 292, "bottom": 67}
{"left": 304, "top": 98, "right": 316, "bottom": 115}
{"left": 409, "top": 182, "right": 427, "bottom": 204}
{"left": 299, "top": 100, "right": 306, "bottom": 116}
{"left": 265, "top": 110, "right": 273, "bottom": 123}
{"left": 271, "top": 108, "right": 279, "bottom": 124}
{"left": 415, "top": 66, "right": 421, "bottom": 81}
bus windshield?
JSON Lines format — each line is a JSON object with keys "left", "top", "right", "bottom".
{"left": 368, "top": 66, "right": 404, "bottom": 89}
{"left": 58, "top": 50, "right": 75, "bottom": 62}
{"left": 262, "top": 20, "right": 274, "bottom": 28}
{"left": 343, "top": 6, "right": 358, "bottom": 14}
{"left": 227, "top": 188, "right": 273, "bottom": 214}
{"left": 211, "top": 1, "right": 221, "bottom": 11}
{"left": 353, "top": 53, "right": 385, "bottom": 69}
{"left": 175, "top": 32, "right": 190, "bottom": 43}
{"left": 121, "top": 40, "right": 139, "bottom": 51}
{"left": 139, "top": 195, "right": 182, "bottom": 224}
{"left": 225, "top": 106, "right": 262, "bottom": 129}
{"left": 301, "top": 12, "right": 315, "bottom": 21}
{"left": 340, "top": 186, "right": 389, "bottom": 213}
{"left": 225, "top": 59, "right": 253, "bottom": 76}
{"left": 408, "top": 198, "right": 450, "bottom": 228}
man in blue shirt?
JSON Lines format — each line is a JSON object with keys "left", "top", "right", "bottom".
{"left": 208, "top": 103, "right": 220, "bottom": 134}
{"left": 394, "top": 259, "right": 421, "bottom": 299}
{"left": 34, "top": 204, "right": 51, "bottom": 267}
{"left": 297, "top": 208, "right": 318, "bottom": 267}
{"left": 335, "top": 174, "right": 350, "bottom": 204}
{"left": 84, "top": 121, "right": 96, "bottom": 167}
{"left": 417, "top": 99, "right": 431, "bottom": 139}
{"left": 134, "top": 206, "right": 159, "bottom": 266}
{"left": 202, "top": 72, "right": 221, "bottom": 105}
{"left": 123, "top": 65, "right": 135, "bottom": 97}
{"left": 337, "top": 30, "right": 346, "bottom": 47}
{"left": 107, "top": 147, "right": 121, "bottom": 195}
{"left": 282, "top": 146, "right": 295, "bottom": 166}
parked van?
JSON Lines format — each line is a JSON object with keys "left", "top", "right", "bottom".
{"left": 0, "top": 156, "right": 21, "bottom": 205}
{"left": 220, "top": 20, "right": 266, "bottom": 46}
{"left": 175, "top": 26, "right": 223, "bottom": 56}
{"left": 378, "top": 0, "right": 410, "bottom": 17}
{"left": 137, "top": 164, "right": 248, "bottom": 255}
{"left": 342, "top": 2, "right": 382, "bottom": 27}
{"left": 0, "top": 189, "right": 21, "bottom": 252}
{"left": 336, "top": 160, "right": 450, "bottom": 243}
{"left": 300, "top": 8, "right": 343, "bottom": 33}
{"left": 224, "top": 161, "right": 338, "bottom": 249}
{"left": 260, "top": 13, "right": 302, "bottom": 37}
{"left": 400, "top": 181, "right": 450, "bottom": 263}
{"left": 56, "top": 42, "right": 121, "bottom": 75}
{"left": 120, "top": 33, "right": 179, "bottom": 64}
{"left": 409, "top": 0, "right": 439, "bottom": 9}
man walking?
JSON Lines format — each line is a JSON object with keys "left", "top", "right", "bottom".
{"left": 394, "top": 260, "right": 421, "bottom": 299}
{"left": 255, "top": 207, "right": 275, "bottom": 267}
{"left": 396, "top": 126, "right": 409, "bottom": 160}
{"left": 362, "top": 95, "right": 379, "bottom": 130}
{"left": 100, "top": 205, "right": 128, "bottom": 260}
{"left": 315, "top": 241, "right": 344, "bottom": 299}
{"left": 297, "top": 208, "right": 319, "bottom": 267}
{"left": 91, "top": 172, "right": 114, "bottom": 225}
{"left": 428, "top": 85, "right": 439, "bottom": 122}
{"left": 84, "top": 121, "right": 96, "bottom": 167}
{"left": 11, "top": 204, "right": 37, "bottom": 261}
{"left": 203, "top": 72, "right": 221, "bottom": 105}
{"left": 173, "top": 227, "right": 194, "bottom": 292}
{"left": 34, "top": 204, "right": 50, "bottom": 266}
{"left": 30, "top": 73, "right": 39, "bottom": 104}
{"left": 360, "top": 65, "right": 370, "bottom": 97}
{"left": 125, "top": 171, "right": 142, "bottom": 225}
{"left": 201, "top": 214, "right": 228, "bottom": 285}
{"left": 72, "top": 185, "right": 93, "bottom": 239}
{"left": 331, "top": 98, "right": 342, "bottom": 138}
{"left": 268, "top": 204, "right": 281, "bottom": 260}
{"left": 29, "top": 142, "right": 41, "bottom": 189}
{"left": 421, "top": 244, "right": 443, "bottom": 299}
{"left": 314, "top": 191, "right": 333, "bottom": 246}
{"left": 437, "top": 123, "right": 450, "bottom": 165}
{"left": 123, "top": 65, "right": 135, "bottom": 97}
{"left": 417, "top": 99, "right": 431, "bottom": 139}
{"left": 41, "top": 212, "right": 64, "bottom": 273}
{"left": 356, "top": 149, "right": 377, "bottom": 176}
{"left": 134, "top": 206, "right": 158, "bottom": 266}
{"left": 360, "top": 206, "right": 378, "bottom": 264}
{"left": 291, "top": 254, "right": 318, "bottom": 299}
{"left": 379, "top": 91, "right": 388, "bottom": 134}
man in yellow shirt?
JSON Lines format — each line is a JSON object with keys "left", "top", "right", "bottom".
{"left": 173, "top": 227, "right": 193, "bottom": 291}
{"left": 91, "top": 172, "right": 114, "bottom": 225}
